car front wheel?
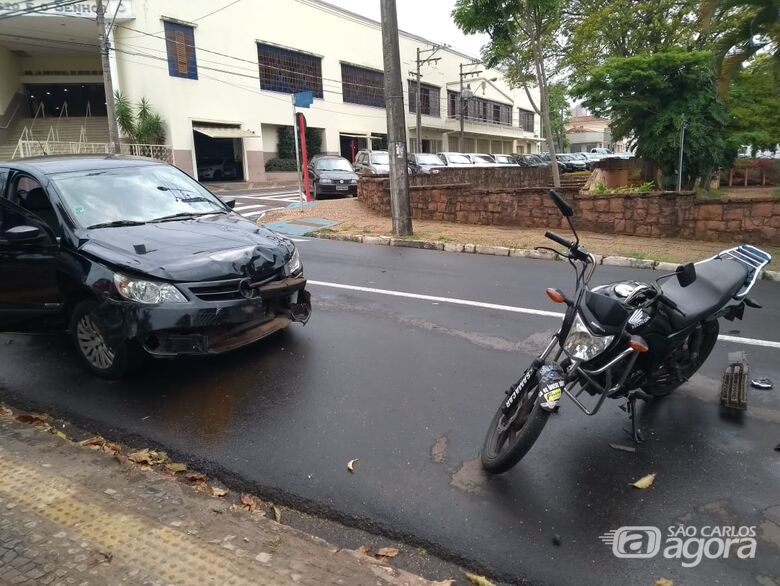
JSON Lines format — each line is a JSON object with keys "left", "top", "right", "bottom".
{"left": 69, "top": 300, "right": 144, "bottom": 379}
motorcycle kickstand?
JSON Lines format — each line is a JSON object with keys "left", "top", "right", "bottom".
{"left": 623, "top": 396, "right": 645, "bottom": 444}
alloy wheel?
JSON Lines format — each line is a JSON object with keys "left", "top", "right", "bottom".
{"left": 76, "top": 315, "right": 115, "bottom": 370}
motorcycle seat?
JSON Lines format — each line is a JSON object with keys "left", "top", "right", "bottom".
{"left": 661, "top": 257, "right": 749, "bottom": 330}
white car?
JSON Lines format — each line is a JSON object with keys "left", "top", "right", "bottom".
{"left": 467, "top": 153, "right": 502, "bottom": 166}
{"left": 491, "top": 154, "right": 519, "bottom": 166}
{"left": 437, "top": 152, "right": 475, "bottom": 167}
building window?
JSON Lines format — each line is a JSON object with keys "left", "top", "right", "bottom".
{"left": 341, "top": 64, "right": 384, "bottom": 108}
{"left": 164, "top": 21, "right": 197, "bottom": 80}
{"left": 447, "top": 91, "right": 512, "bottom": 126}
{"left": 257, "top": 43, "right": 323, "bottom": 98}
{"left": 408, "top": 81, "right": 440, "bottom": 117}
{"left": 518, "top": 108, "right": 535, "bottom": 132}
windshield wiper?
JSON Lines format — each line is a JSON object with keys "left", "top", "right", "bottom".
{"left": 149, "top": 211, "right": 223, "bottom": 223}
{"left": 87, "top": 220, "right": 146, "bottom": 229}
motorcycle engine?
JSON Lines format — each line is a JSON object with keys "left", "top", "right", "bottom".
{"left": 592, "top": 281, "right": 654, "bottom": 333}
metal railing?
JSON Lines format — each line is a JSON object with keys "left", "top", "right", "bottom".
{"left": 14, "top": 140, "right": 173, "bottom": 164}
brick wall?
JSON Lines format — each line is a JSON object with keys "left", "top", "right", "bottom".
{"left": 358, "top": 172, "right": 779, "bottom": 245}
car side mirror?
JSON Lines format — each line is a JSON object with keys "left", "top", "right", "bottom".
{"left": 223, "top": 198, "right": 236, "bottom": 209}
{"left": 5, "top": 225, "right": 42, "bottom": 243}
{"left": 676, "top": 263, "right": 696, "bottom": 287}
{"left": 548, "top": 190, "right": 574, "bottom": 217}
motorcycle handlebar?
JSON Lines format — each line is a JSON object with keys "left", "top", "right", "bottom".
{"left": 545, "top": 231, "right": 590, "bottom": 262}
{"left": 545, "top": 231, "right": 575, "bottom": 250}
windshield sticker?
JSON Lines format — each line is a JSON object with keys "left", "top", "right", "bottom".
{"left": 73, "top": 205, "right": 86, "bottom": 215}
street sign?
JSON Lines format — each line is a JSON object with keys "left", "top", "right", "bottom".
{"left": 293, "top": 91, "right": 313, "bottom": 108}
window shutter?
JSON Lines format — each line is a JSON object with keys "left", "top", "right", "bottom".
{"left": 175, "top": 31, "right": 188, "bottom": 74}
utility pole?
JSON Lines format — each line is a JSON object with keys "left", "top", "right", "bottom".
{"left": 380, "top": 0, "right": 412, "bottom": 237}
{"left": 96, "top": 0, "right": 120, "bottom": 154}
{"left": 410, "top": 46, "right": 440, "bottom": 153}
{"left": 676, "top": 116, "right": 687, "bottom": 192}
{"left": 458, "top": 61, "right": 481, "bottom": 152}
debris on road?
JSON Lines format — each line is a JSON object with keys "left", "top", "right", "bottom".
{"left": 751, "top": 377, "right": 773, "bottom": 390}
{"left": 608, "top": 443, "right": 637, "bottom": 453}
{"left": 465, "top": 571, "right": 495, "bottom": 586}
{"left": 347, "top": 458, "right": 359, "bottom": 473}
{"left": 631, "top": 473, "right": 657, "bottom": 489}
{"left": 165, "top": 462, "right": 188, "bottom": 473}
{"left": 552, "top": 534, "right": 562, "bottom": 546}
{"left": 241, "top": 492, "right": 260, "bottom": 511}
{"left": 654, "top": 579, "right": 674, "bottom": 586}
{"left": 377, "top": 547, "right": 400, "bottom": 559}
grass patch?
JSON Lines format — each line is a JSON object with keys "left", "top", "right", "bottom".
{"left": 315, "top": 228, "right": 336, "bottom": 236}
{"left": 773, "top": 187, "right": 780, "bottom": 198}
{"left": 697, "top": 188, "right": 727, "bottom": 200}
{"left": 435, "top": 235, "right": 455, "bottom": 243}
{"left": 626, "top": 251, "right": 650, "bottom": 260}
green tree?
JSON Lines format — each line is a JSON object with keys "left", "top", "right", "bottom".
{"left": 277, "top": 126, "right": 322, "bottom": 162}
{"left": 453, "top": 0, "right": 564, "bottom": 186}
{"left": 113, "top": 92, "right": 166, "bottom": 144}
{"left": 548, "top": 83, "right": 570, "bottom": 152}
{"left": 700, "top": 0, "right": 780, "bottom": 93}
{"left": 726, "top": 56, "right": 780, "bottom": 154}
{"left": 574, "top": 51, "right": 732, "bottom": 189}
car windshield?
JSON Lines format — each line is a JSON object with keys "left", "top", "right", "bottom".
{"left": 494, "top": 155, "right": 512, "bottom": 163}
{"left": 51, "top": 165, "right": 226, "bottom": 229}
{"left": 446, "top": 154, "right": 472, "bottom": 164}
{"left": 473, "top": 155, "right": 493, "bottom": 163}
{"left": 316, "top": 158, "right": 353, "bottom": 172}
{"left": 526, "top": 155, "right": 542, "bottom": 164}
{"left": 414, "top": 154, "right": 443, "bottom": 165}
{"left": 370, "top": 152, "right": 389, "bottom": 164}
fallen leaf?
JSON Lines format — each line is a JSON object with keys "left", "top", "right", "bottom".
{"left": 80, "top": 436, "right": 105, "bottom": 447}
{"left": 102, "top": 442, "right": 122, "bottom": 455}
{"left": 376, "top": 547, "right": 400, "bottom": 558}
{"left": 0, "top": 406, "right": 13, "bottom": 417}
{"left": 88, "top": 551, "right": 113, "bottom": 567}
{"left": 114, "top": 452, "right": 127, "bottom": 465}
{"left": 184, "top": 472, "right": 207, "bottom": 483}
{"left": 165, "top": 463, "right": 188, "bottom": 473}
{"left": 631, "top": 472, "right": 657, "bottom": 489}
{"left": 273, "top": 505, "right": 282, "bottom": 523}
{"left": 431, "top": 581, "right": 456, "bottom": 586}
{"left": 464, "top": 572, "right": 495, "bottom": 586}
{"left": 16, "top": 414, "right": 48, "bottom": 426}
{"left": 240, "top": 493, "right": 258, "bottom": 511}
{"left": 654, "top": 579, "right": 674, "bottom": 586}
{"left": 210, "top": 486, "right": 229, "bottom": 497}
{"left": 51, "top": 430, "right": 68, "bottom": 441}
{"left": 127, "top": 449, "right": 155, "bottom": 465}
{"left": 609, "top": 443, "right": 637, "bottom": 453}
{"left": 347, "top": 458, "right": 359, "bottom": 473}
{"left": 357, "top": 545, "right": 372, "bottom": 556}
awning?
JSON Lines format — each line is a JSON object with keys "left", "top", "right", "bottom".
{"left": 193, "top": 125, "right": 256, "bottom": 138}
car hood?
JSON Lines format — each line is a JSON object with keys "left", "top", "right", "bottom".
{"left": 78, "top": 213, "right": 294, "bottom": 282}
{"left": 317, "top": 170, "right": 358, "bottom": 181}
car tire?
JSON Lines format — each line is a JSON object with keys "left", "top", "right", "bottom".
{"left": 69, "top": 299, "right": 144, "bottom": 379}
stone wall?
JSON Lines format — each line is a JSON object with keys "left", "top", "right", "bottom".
{"left": 358, "top": 172, "right": 779, "bottom": 245}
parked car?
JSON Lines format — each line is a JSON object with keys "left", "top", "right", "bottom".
{"left": 197, "top": 158, "right": 240, "bottom": 181}
{"left": 514, "top": 154, "right": 547, "bottom": 167}
{"left": 308, "top": 155, "right": 358, "bottom": 198}
{"left": 353, "top": 150, "right": 390, "bottom": 176}
{"left": 466, "top": 153, "right": 500, "bottom": 166}
{"left": 539, "top": 152, "right": 567, "bottom": 172}
{"left": 557, "top": 153, "right": 588, "bottom": 172}
{"left": 491, "top": 154, "right": 519, "bottom": 165}
{"left": 436, "top": 152, "right": 475, "bottom": 167}
{"left": 408, "top": 153, "right": 445, "bottom": 175}
{"left": 0, "top": 155, "right": 311, "bottom": 378}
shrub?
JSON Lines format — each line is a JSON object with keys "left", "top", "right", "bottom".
{"left": 265, "top": 158, "right": 298, "bottom": 172}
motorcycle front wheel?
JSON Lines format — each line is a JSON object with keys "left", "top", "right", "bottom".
{"left": 481, "top": 376, "right": 551, "bottom": 474}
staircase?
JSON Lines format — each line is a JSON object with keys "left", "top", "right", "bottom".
{"left": 0, "top": 117, "right": 110, "bottom": 161}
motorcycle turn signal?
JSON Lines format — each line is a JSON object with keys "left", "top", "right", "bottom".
{"left": 628, "top": 335, "right": 650, "bottom": 353}
{"left": 546, "top": 288, "right": 568, "bottom": 304}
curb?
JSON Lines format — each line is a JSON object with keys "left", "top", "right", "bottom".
{"left": 307, "top": 231, "right": 780, "bottom": 281}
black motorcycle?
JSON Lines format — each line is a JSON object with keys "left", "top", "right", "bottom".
{"left": 481, "top": 190, "right": 772, "bottom": 474}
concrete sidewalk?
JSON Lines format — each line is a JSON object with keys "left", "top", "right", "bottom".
{"left": 0, "top": 412, "right": 449, "bottom": 586}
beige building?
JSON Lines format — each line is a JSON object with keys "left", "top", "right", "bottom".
{"left": 565, "top": 106, "right": 630, "bottom": 154}
{"left": 0, "top": 0, "right": 543, "bottom": 182}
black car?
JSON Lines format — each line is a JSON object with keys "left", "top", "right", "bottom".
{"left": 513, "top": 154, "right": 547, "bottom": 167}
{"left": 307, "top": 156, "right": 358, "bottom": 199}
{"left": 0, "top": 155, "right": 311, "bottom": 378}
{"left": 407, "top": 153, "right": 445, "bottom": 175}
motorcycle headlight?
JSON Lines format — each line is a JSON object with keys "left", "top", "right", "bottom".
{"left": 563, "top": 313, "right": 614, "bottom": 361}
{"left": 114, "top": 273, "right": 188, "bottom": 304}
{"left": 285, "top": 247, "right": 302, "bottom": 275}
{"left": 319, "top": 178, "right": 333, "bottom": 184}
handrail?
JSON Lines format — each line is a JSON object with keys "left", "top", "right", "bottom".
{"left": 29, "top": 102, "right": 45, "bottom": 137}
{"left": 51, "top": 101, "right": 69, "bottom": 142}
{"left": 0, "top": 98, "right": 23, "bottom": 130}
{"left": 11, "top": 127, "right": 30, "bottom": 159}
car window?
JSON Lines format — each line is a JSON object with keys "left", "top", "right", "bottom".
{"left": 316, "top": 158, "right": 353, "bottom": 172}
{"left": 370, "top": 152, "right": 389, "bottom": 165}
{"left": 0, "top": 168, "right": 8, "bottom": 198}
{"left": 447, "top": 154, "right": 472, "bottom": 164}
{"left": 415, "top": 154, "right": 442, "bottom": 165}
{"left": 473, "top": 155, "right": 493, "bottom": 163}
{"left": 0, "top": 194, "right": 53, "bottom": 244}
{"left": 50, "top": 164, "right": 227, "bottom": 229}
{"left": 8, "top": 174, "right": 62, "bottom": 236}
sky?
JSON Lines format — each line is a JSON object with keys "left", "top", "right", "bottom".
{"left": 327, "top": 0, "right": 490, "bottom": 58}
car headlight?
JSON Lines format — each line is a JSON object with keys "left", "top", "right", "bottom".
{"left": 285, "top": 247, "right": 302, "bottom": 275}
{"left": 319, "top": 178, "right": 333, "bottom": 184}
{"left": 563, "top": 313, "right": 614, "bottom": 361}
{"left": 114, "top": 273, "right": 188, "bottom": 304}
{"left": 350, "top": 179, "right": 358, "bottom": 184}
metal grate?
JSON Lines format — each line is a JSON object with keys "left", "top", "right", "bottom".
{"left": 341, "top": 64, "right": 384, "bottom": 108}
{"left": 257, "top": 43, "right": 323, "bottom": 98}
{"left": 164, "top": 21, "right": 198, "bottom": 80}
{"left": 408, "top": 81, "right": 440, "bottom": 117}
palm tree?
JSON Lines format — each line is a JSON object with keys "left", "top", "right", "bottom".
{"left": 113, "top": 91, "right": 167, "bottom": 145}
{"left": 700, "top": 0, "right": 780, "bottom": 94}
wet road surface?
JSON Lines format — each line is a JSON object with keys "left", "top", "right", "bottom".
{"left": 1, "top": 239, "right": 779, "bottom": 585}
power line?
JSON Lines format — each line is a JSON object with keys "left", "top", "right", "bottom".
{"left": 0, "top": 0, "right": 85, "bottom": 21}
{"left": 121, "top": 0, "right": 246, "bottom": 39}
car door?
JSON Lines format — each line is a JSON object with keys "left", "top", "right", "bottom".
{"left": 353, "top": 152, "right": 366, "bottom": 175}
{"left": 0, "top": 170, "right": 66, "bottom": 332}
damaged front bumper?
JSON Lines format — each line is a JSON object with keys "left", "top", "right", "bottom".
{"left": 94, "top": 277, "right": 312, "bottom": 357}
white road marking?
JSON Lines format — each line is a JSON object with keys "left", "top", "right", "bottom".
{"left": 235, "top": 204, "right": 268, "bottom": 211}
{"left": 308, "top": 280, "right": 780, "bottom": 349}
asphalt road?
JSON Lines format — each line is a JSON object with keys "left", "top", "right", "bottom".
{"left": 1, "top": 239, "right": 779, "bottom": 585}
{"left": 215, "top": 187, "right": 304, "bottom": 220}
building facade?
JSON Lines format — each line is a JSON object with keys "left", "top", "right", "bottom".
{"left": 0, "top": 0, "right": 543, "bottom": 182}
{"left": 565, "top": 107, "right": 630, "bottom": 154}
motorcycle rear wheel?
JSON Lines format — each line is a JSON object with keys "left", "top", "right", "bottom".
{"left": 643, "top": 320, "right": 719, "bottom": 397}
{"left": 481, "top": 377, "right": 550, "bottom": 474}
